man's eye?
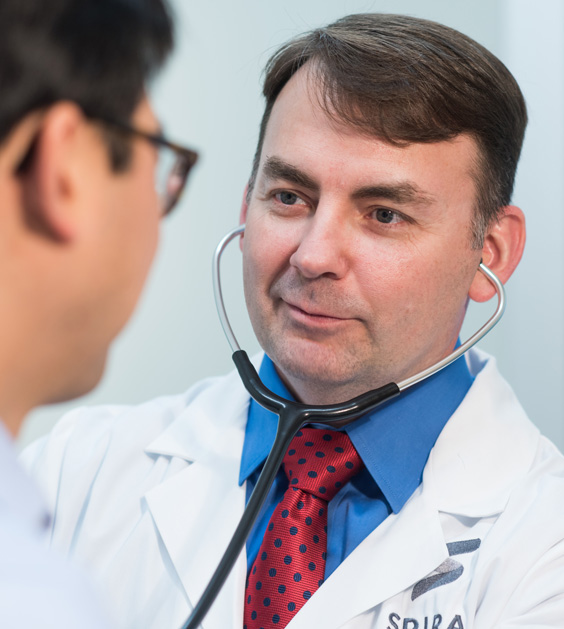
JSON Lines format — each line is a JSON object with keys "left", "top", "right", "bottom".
{"left": 275, "top": 191, "right": 302, "bottom": 205}
{"left": 373, "top": 208, "right": 402, "bottom": 224}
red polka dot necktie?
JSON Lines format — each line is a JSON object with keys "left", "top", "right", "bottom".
{"left": 244, "top": 428, "right": 363, "bottom": 628}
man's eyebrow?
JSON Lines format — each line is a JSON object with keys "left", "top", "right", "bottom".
{"left": 261, "top": 157, "right": 435, "bottom": 206}
{"left": 262, "top": 157, "right": 319, "bottom": 192}
{"left": 352, "top": 183, "right": 436, "bottom": 206}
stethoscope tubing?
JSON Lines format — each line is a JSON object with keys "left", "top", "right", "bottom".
{"left": 181, "top": 225, "right": 505, "bottom": 629}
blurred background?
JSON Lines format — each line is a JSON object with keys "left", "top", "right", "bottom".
{"left": 19, "top": 0, "right": 564, "bottom": 449}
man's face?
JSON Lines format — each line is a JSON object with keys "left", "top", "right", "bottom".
{"left": 58, "top": 96, "right": 162, "bottom": 396}
{"left": 95, "top": 97, "right": 162, "bottom": 330}
{"left": 241, "top": 68, "right": 484, "bottom": 404}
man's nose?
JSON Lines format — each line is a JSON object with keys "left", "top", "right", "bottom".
{"left": 289, "top": 207, "right": 349, "bottom": 279}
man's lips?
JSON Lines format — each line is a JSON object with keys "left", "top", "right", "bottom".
{"left": 283, "top": 300, "right": 350, "bottom": 322}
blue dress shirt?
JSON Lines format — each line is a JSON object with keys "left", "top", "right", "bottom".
{"left": 239, "top": 352, "right": 474, "bottom": 578}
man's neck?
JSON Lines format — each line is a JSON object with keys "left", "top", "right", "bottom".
{"left": 0, "top": 310, "right": 52, "bottom": 436}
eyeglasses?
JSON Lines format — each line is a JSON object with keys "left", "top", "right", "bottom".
{"left": 93, "top": 117, "right": 199, "bottom": 217}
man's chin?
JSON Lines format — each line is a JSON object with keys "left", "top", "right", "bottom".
{"left": 46, "top": 354, "right": 108, "bottom": 406}
{"left": 269, "top": 347, "right": 380, "bottom": 404}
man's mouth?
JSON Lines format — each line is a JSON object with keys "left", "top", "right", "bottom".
{"left": 283, "top": 300, "right": 349, "bottom": 323}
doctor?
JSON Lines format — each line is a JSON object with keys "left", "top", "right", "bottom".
{"left": 23, "top": 13, "right": 564, "bottom": 629}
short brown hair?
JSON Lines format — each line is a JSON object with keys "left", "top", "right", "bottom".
{"left": 248, "top": 13, "right": 527, "bottom": 247}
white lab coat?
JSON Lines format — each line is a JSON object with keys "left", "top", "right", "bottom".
{"left": 22, "top": 349, "right": 564, "bottom": 629}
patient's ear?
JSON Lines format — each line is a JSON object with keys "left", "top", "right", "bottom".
{"left": 468, "top": 206, "right": 526, "bottom": 302}
{"left": 19, "top": 102, "right": 87, "bottom": 243}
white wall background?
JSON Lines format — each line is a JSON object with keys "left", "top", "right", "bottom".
{"left": 19, "top": 0, "right": 564, "bottom": 449}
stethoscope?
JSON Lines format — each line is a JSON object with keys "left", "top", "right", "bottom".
{"left": 182, "top": 224, "right": 505, "bottom": 629}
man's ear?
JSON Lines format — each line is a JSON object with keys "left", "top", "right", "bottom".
{"left": 19, "top": 102, "right": 88, "bottom": 243}
{"left": 239, "top": 184, "right": 249, "bottom": 251}
{"left": 468, "top": 205, "right": 526, "bottom": 302}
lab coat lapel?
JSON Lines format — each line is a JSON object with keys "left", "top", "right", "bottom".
{"left": 144, "top": 368, "right": 251, "bottom": 629}
{"left": 428, "top": 351, "right": 540, "bottom": 518}
{"left": 287, "top": 487, "right": 447, "bottom": 629}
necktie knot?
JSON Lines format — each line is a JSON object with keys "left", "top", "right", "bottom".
{"left": 283, "top": 428, "right": 362, "bottom": 501}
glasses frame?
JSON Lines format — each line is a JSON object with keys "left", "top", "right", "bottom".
{"left": 92, "top": 115, "right": 199, "bottom": 216}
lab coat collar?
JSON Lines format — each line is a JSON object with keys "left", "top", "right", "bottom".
{"left": 425, "top": 349, "right": 540, "bottom": 518}
{"left": 144, "top": 363, "right": 255, "bottom": 462}
{"left": 0, "top": 422, "right": 50, "bottom": 537}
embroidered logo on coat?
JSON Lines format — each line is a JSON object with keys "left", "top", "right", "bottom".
{"left": 388, "top": 612, "right": 465, "bottom": 629}
{"left": 411, "top": 538, "right": 481, "bottom": 601}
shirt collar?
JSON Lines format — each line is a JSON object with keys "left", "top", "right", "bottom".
{"left": 239, "top": 351, "right": 474, "bottom": 514}
{"left": 0, "top": 423, "right": 50, "bottom": 535}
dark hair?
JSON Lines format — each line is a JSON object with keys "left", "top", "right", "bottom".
{"left": 0, "top": 0, "right": 174, "bottom": 170}
{"left": 248, "top": 13, "right": 527, "bottom": 246}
